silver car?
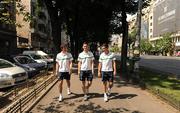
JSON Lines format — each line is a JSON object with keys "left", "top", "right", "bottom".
{"left": 0, "top": 58, "right": 28, "bottom": 88}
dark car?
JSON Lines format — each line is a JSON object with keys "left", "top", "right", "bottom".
{"left": 8, "top": 56, "right": 46, "bottom": 78}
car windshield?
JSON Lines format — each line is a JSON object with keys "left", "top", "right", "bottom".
{"left": 31, "top": 54, "right": 43, "bottom": 60}
{"left": 43, "top": 55, "right": 51, "bottom": 59}
{"left": 15, "top": 57, "right": 36, "bottom": 64}
{"left": 0, "top": 59, "right": 14, "bottom": 68}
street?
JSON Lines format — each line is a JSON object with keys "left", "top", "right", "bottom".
{"left": 140, "top": 55, "right": 180, "bottom": 78}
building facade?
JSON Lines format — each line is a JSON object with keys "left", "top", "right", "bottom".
{"left": 0, "top": 0, "right": 53, "bottom": 56}
{"left": 16, "top": 0, "right": 53, "bottom": 53}
{"left": 150, "top": 0, "right": 180, "bottom": 50}
{"left": 0, "top": 0, "right": 17, "bottom": 56}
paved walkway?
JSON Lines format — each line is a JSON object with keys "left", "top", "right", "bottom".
{"left": 30, "top": 71, "right": 178, "bottom": 113}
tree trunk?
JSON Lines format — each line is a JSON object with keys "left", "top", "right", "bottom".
{"left": 73, "top": 1, "right": 81, "bottom": 60}
{"left": 120, "top": 0, "right": 128, "bottom": 79}
{"left": 44, "top": 0, "right": 61, "bottom": 55}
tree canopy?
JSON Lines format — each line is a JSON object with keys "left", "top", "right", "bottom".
{"left": 44, "top": 0, "right": 151, "bottom": 59}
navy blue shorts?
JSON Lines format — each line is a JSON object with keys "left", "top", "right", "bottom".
{"left": 79, "top": 70, "right": 93, "bottom": 81}
{"left": 101, "top": 71, "right": 114, "bottom": 82}
{"left": 58, "top": 72, "right": 70, "bottom": 80}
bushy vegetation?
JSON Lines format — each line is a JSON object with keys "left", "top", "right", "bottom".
{"left": 140, "top": 68, "right": 180, "bottom": 101}
{"left": 110, "top": 45, "right": 120, "bottom": 53}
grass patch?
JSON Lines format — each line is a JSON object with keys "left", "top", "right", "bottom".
{"left": 139, "top": 68, "right": 180, "bottom": 101}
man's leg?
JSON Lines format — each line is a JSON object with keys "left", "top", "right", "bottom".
{"left": 66, "top": 80, "right": 71, "bottom": 95}
{"left": 107, "top": 81, "right": 113, "bottom": 96}
{"left": 82, "top": 81, "right": 86, "bottom": 94}
{"left": 82, "top": 81, "right": 88, "bottom": 100}
{"left": 103, "top": 81, "right": 108, "bottom": 102}
{"left": 86, "top": 71, "right": 93, "bottom": 94}
{"left": 58, "top": 80, "right": 63, "bottom": 101}
{"left": 66, "top": 73, "right": 71, "bottom": 95}
{"left": 86, "top": 81, "right": 92, "bottom": 94}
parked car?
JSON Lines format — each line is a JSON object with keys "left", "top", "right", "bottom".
{"left": 23, "top": 53, "right": 53, "bottom": 69}
{"left": 13, "top": 56, "right": 46, "bottom": 78}
{"left": 0, "top": 58, "right": 28, "bottom": 88}
{"left": 23, "top": 50, "right": 53, "bottom": 60}
{"left": 22, "top": 54, "right": 48, "bottom": 68}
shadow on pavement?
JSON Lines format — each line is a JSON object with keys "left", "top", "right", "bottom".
{"left": 109, "top": 93, "right": 137, "bottom": 100}
{"left": 74, "top": 102, "right": 143, "bottom": 113}
{"left": 35, "top": 101, "right": 143, "bottom": 113}
{"left": 35, "top": 103, "right": 64, "bottom": 113}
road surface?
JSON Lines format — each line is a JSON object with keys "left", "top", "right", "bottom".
{"left": 140, "top": 55, "right": 180, "bottom": 78}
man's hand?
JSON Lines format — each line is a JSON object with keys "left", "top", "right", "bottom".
{"left": 98, "top": 71, "right": 101, "bottom": 78}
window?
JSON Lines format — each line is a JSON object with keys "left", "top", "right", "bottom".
{"left": 150, "top": 29, "right": 152, "bottom": 33}
{"left": 150, "top": 23, "right": 152, "bottom": 26}
{"left": 150, "top": 16, "right": 152, "bottom": 19}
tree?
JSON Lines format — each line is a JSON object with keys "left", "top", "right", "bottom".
{"left": 110, "top": 44, "right": 120, "bottom": 53}
{"left": 0, "top": 0, "right": 31, "bottom": 27}
{"left": 140, "top": 39, "right": 152, "bottom": 54}
{"left": 44, "top": 0, "right": 151, "bottom": 76}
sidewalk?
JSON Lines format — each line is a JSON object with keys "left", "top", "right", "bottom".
{"left": 30, "top": 70, "right": 178, "bottom": 113}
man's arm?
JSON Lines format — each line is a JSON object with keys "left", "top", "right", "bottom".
{"left": 91, "top": 60, "right": 94, "bottom": 75}
{"left": 69, "top": 61, "right": 73, "bottom": 75}
{"left": 98, "top": 62, "right": 102, "bottom": 78}
{"left": 78, "top": 61, "right": 81, "bottom": 75}
{"left": 113, "top": 60, "right": 116, "bottom": 76}
{"left": 55, "top": 62, "right": 59, "bottom": 76}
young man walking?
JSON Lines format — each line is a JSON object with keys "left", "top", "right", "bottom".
{"left": 78, "top": 42, "right": 94, "bottom": 101}
{"left": 56, "top": 44, "right": 73, "bottom": 102}
{"left": 98, "top": 43, "right": 116, "bottom": 102}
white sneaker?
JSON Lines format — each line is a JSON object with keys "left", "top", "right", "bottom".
{"left": 84, "top": 94, "right": 88, "bottom": 101}
{"left": 104, "top": 93, "right": 108, "bottom": 102}
{"left": 107, "top": 88, "right": 111, "bottom": 96}
{"left": 67, "top": 88, "right": 71, "bottom": 95}
{"left": 58, "top": 94, "right": 63, "bottom": 102}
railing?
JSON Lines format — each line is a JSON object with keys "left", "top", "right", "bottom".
{"left": 2, "top": 75, "right": 57, "bottom": 113}
{"left": 0, "top": 70, "right": 49, "bottom": 100}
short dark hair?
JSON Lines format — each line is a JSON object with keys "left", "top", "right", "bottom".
{"left": 83, "top": 42, "right": 88, "bottom": 45}
{"left": 60, "top": 44, "right": 68, "bottom": 49}
{"left": 102, "top": 43, "right": 108, "bottom": 48}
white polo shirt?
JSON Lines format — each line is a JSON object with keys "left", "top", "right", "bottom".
{"left": 56, "top": 52, "right": 73, "bottom": 72}
{"left": 78, "top": 51, "right": 94, "bottom": 71}
{"left": 99, "top": 52, "right": 116, "bottom": 72}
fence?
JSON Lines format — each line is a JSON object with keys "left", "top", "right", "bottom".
{"left": 2, "top": 75, "right": 57, "bottom": 113}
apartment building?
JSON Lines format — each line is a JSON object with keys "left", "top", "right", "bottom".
{"left": 0, "top": 0, "right": 53, "bottom": 56}
{"left": 17, "top": 0, "right": 53, "bottom": 52}
{"left": 128, "top": 8, "right": 150, "bottom": 40}
{"left": 151, "top": 0, "right": 180, "bottom": 50}
{"left": 0, "top": 0, "right": 17, "bottom": 56}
